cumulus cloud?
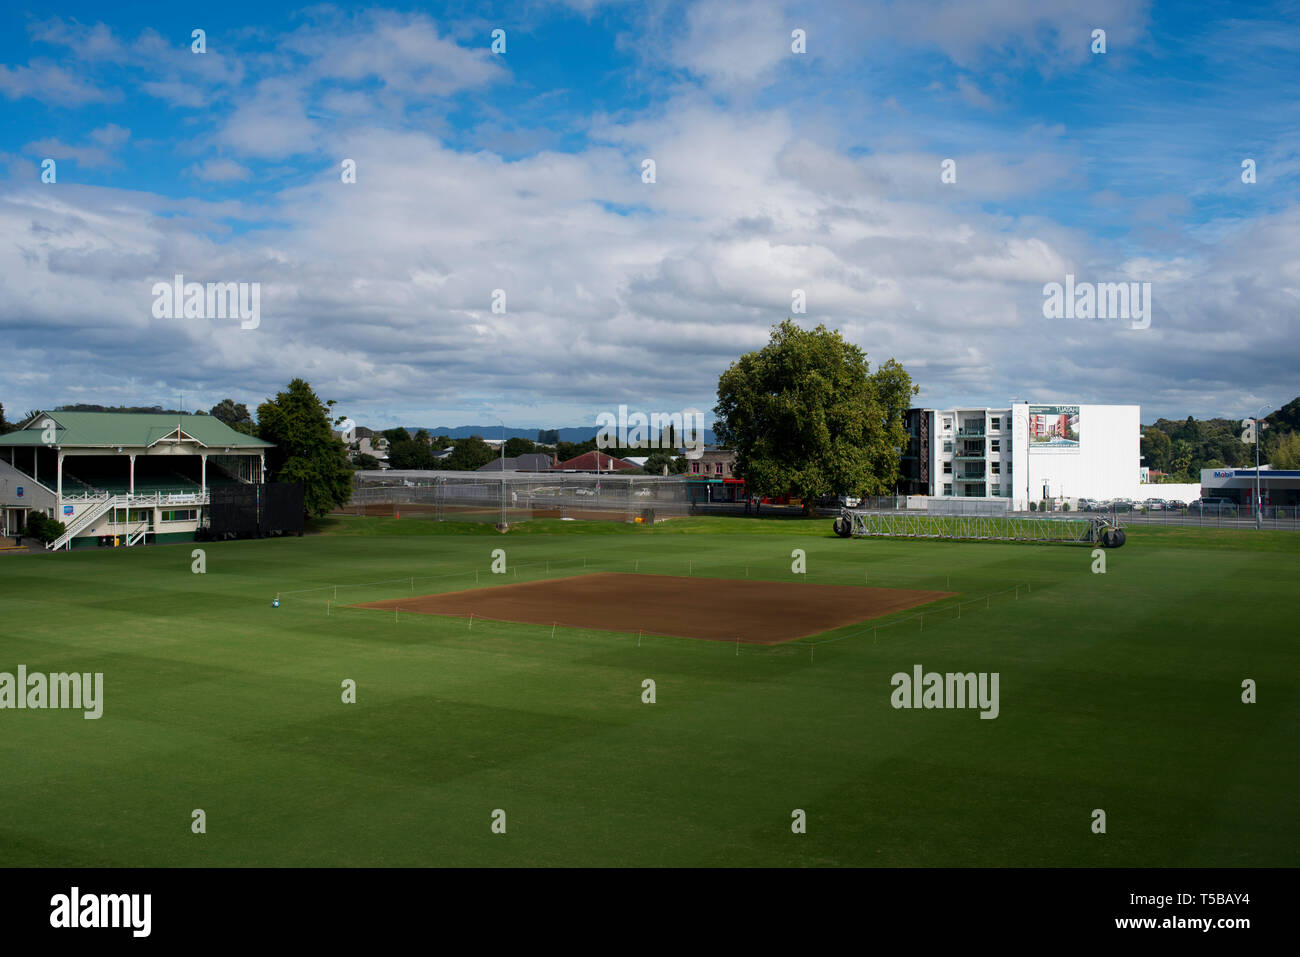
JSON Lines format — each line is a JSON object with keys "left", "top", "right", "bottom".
{"left": 186, "top": 158, "right": 253, "bottom": 182}
{"left": 0, "top": 0, "right": 1292, "bottom": 426}
{"left": 24, "top": 125, "right": 130, "bottom": 169}
{"left": 0, "top": 59, "right": 119, "bottom": 106}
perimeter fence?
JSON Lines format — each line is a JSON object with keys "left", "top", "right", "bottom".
{"left": 341, "top": 473, "right": 692, "bottom": 524}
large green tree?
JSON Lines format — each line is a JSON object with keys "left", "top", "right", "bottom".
{"left": 256, "top": 379, "right": 352, "bottom": 517}
{"left": 1141, "top": 426, "right": 1172, "bottom": 474}
{"left": 555, "top": 437, "right": 598, "bottom": 461}
{"left": 210, "top": 398, "right": 257, "bottom": 436}
{"left": 714, "top": 320, "right": 917, "bottom": 509}
{"left": 1269, "top": 430, "right": 1300, "bottom": 470}
{"left": 504, "top": 437, "right": 538, "bottom": 458}
{"left": 643, "top": 450, "right": 687, "bottom": 475}
{"left": 445, "top": 436, "right": 497, "bottom": 471}
{"left": 387, "top": 440, "right": 438, "bottom": 470}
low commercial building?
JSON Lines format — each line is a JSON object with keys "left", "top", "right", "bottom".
{"left": 1200, "top": 467, "right": 1300, "bottom": 507}
{"left": 684, "top": 449, "right": 744, "bottom": 502}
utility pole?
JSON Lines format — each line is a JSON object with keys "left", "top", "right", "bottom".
{"left": 499, "top": 419, "right": 506, "bottom": 530}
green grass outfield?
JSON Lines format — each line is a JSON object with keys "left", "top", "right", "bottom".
{"left": 0, "top": 515, "right": 1296, "bottom": 866}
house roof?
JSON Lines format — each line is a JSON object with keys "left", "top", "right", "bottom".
{"left": 552, "top": 451, "right": 641, "bottom": 471}
{"left": 0, "top": 411, "right": 273, "bottom": 449}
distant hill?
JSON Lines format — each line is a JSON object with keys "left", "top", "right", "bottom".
{"left": 1140, "top": 394, "right": 1299, "bottom": 481}
{"left": 410, "top": 425, "right": 719, "bottom": 444}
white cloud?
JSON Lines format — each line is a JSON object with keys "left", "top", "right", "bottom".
{"left": 217, "top": 78, "right": 319, "bottom": 158}
{"left": 0, "top": 60, "right": 118, "bottom": 106}
{"left": 285, "top": 11, "right": 506, "bottom": 97}
{"left": 186, "top": 159, "right": 253, "bottom": 182}
{"left": 24, "top": 125, "right": 130, "bottom": 169}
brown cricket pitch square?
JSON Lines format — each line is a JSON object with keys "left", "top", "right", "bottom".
{"left": 355, "top": 572, "right": 955, "bottom": 644}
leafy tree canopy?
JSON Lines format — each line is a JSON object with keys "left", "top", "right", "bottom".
{"left": 504, "top": 437, "right": 538, "bottom": 458}
{"left": 256, "top": 379, "right": 352, "bottom": 517}
{"left": 387, "top": 440, "right": 439, "bottom": 470}
{"left": 445, "top": 436, "right": 497, "bottom": 471}
{"left": 642, "top": 450, "right": 687, "bottom": 475}
{"left": 1270, "top": 430, "right": 1300, "bottom": 470}
{"left": 1141, "top": 397, "right": 1299, "bottom": 480}
{"left": 713, "top": 320, "right": 917, "bottom": 509}
{"left": 555, "top": 437, "right": 598, "bottom": 461}
{"left": 210, "top": 398, "right": 257, "bottom": 436}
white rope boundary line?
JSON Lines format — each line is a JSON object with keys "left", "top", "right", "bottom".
{"left": 280, "top": 554, "right": 1027, "bottom": 598}
{"left": 807, "top": 581, "right": 1032, "bottom": 647}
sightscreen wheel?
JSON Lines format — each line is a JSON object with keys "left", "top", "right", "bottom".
{"left": 1100, "top": 527, "right": 1127, "bottom": 548}
{"left": 833, "top": 516, "right": 852, "bottom": 538}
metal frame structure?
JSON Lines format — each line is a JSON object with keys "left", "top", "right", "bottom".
{"left": 837, "top": 508, "right": 1124, "bottom": 546}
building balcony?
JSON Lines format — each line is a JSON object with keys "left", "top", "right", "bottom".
{"left": 957, "top": 427, "right": 986, "bottom": 437}
{"left": 955, "top": 451, "right": 986, "bottom": 460}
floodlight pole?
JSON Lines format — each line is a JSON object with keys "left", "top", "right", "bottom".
{"left": 499, "top": 419, "right": 506, "bottom": 529}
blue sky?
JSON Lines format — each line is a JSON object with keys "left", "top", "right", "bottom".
{"left": 1, "top": 0, "right": 1297, "bottom": 429}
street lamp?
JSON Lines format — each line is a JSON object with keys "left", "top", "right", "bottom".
{"left": 1249, "top": 405, "right": 1270, "bottom": 530}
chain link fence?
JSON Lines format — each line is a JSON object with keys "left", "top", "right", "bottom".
{"left": 1075, "top": 504, "right": 1300, "bottom": 530}
{"left": 341, "top": 473, "right": 692, "bottom": 524}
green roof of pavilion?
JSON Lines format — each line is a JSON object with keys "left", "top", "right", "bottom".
{"left": 0, "top": 411, "right": 273, "bottom": 449}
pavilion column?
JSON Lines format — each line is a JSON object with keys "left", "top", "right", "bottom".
{"left": 259, "top": 454, "right": 265, "bottom": 483}
{"left": 57, "top": 449, "right": 63, "bottom": 503}
{"left": 201, "top": 453, "right": 207, "bottom": 495}
{"left": 129, "top": 454, "right": 136, "bottom": 496}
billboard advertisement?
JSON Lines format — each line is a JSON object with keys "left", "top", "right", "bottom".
{"left": 1028, "top": 405, "right": 1080, "bottom": 452}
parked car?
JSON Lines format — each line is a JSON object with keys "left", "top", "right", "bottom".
{"left": 1189, "top": 498, "right": 1236, "bottom": 514}
{"left": 1143, "top": 498, "right": 1166, "bottom": 511}
{"left": 817, "top": 493, "right": 861, "bottom": 508}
